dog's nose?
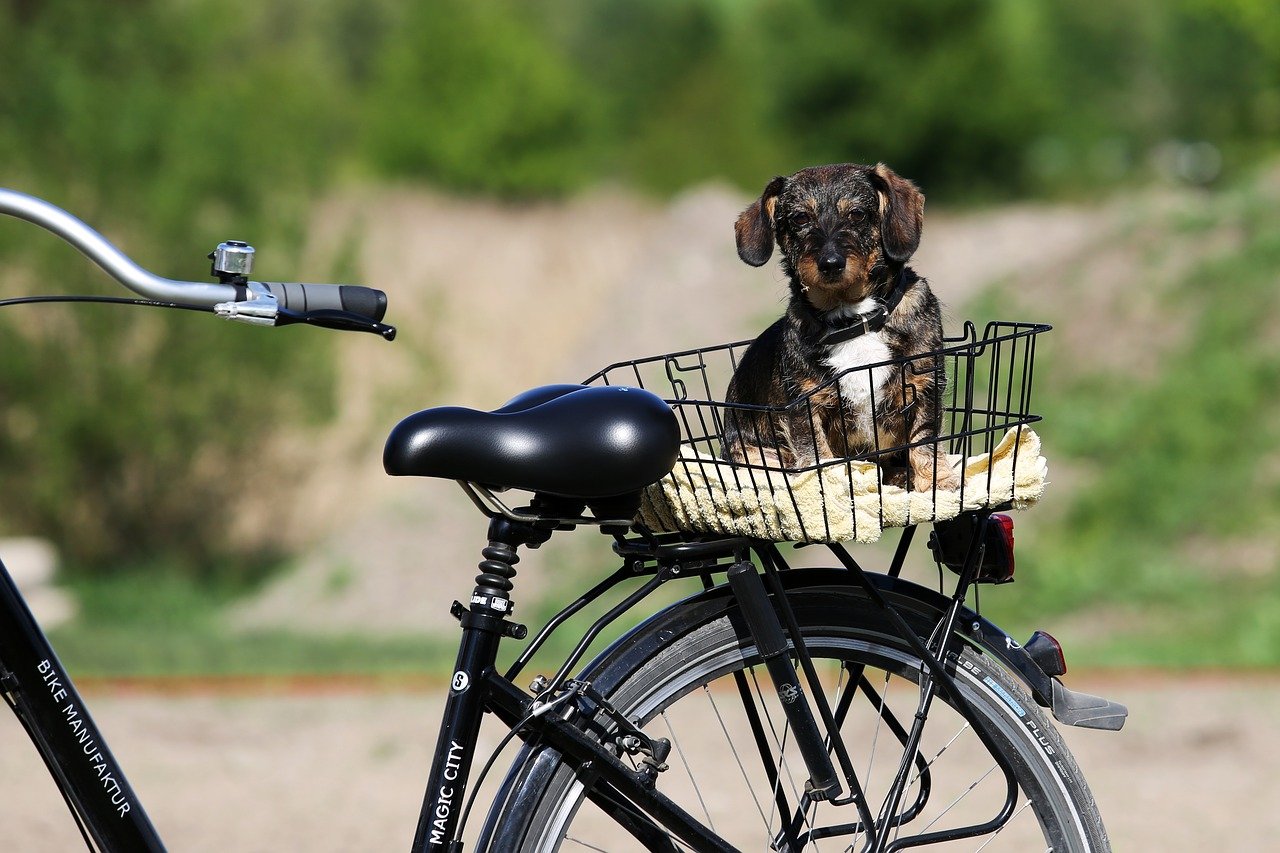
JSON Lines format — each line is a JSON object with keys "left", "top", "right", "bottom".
{"left": 817, "top": 251, "right": 845, "bottom": 275}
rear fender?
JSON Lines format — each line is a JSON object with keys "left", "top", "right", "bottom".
{"left": 579, "top": 568, "right": 1055, "bottom": 710}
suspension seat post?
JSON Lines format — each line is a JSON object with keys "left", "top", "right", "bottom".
{"left": 471, "top": 516, "right": 554, "bottom": 618}
{"left": 412, "top": 515, "right": 554, "bottom": 853}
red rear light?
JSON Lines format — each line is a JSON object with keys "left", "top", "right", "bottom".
{"left": 1025, "top": 629, "right": 1067, "bottom": 676}
{"left": 987, "top": 513, "right": 1015, "bottom": 583}
{"left": 930, "top": 513, "right": 1017, "bottom": 584}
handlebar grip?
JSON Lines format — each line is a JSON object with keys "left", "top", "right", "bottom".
{"left": 260, "top": 282, "right": 387, "bottom": 322}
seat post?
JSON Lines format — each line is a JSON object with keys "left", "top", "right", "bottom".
{"left": 412, "top": 515, "right": 555, "bottom": 852}
{"left": 471, "top": 516, "right": 555, "bottom": 618}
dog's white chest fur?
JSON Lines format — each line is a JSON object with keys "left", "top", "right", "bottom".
{"left": 821, "top": 300, "right": 893, "bottom": 433}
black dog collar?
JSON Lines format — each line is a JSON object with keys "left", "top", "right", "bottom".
{"left": 820, "top": 270, "right": 909, "bottom": 347}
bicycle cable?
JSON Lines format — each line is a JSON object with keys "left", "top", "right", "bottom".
{"left": 2, "top": 689, "right": 99, "bottom": 851}
{"left": 0, "top": 295, "right": 214, "bottom": 313}
{"left": 452, "top": 684, "right": 585, "bottom": 846}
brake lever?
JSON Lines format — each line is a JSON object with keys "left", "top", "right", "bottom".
{"left": 275, "top": 307, "right": 397, "bottom": 341}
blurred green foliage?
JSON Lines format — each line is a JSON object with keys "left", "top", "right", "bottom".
{"left": 4, "top": 0, "right": 1278, "bottom": 204}
{"left": 976, "top": 182, "right": 1280, "bottom": 665}
{"left": 0, "top": 0, "right": 343, "bottom": 578}
{"left": 358, "top": 0, "right": 1280, "bottom": 200}
{"left": 362, "top": 0, "right": 604, "bottom": 195}
{"left": 2, "top": 0, "right": 1279, "bottom": 581}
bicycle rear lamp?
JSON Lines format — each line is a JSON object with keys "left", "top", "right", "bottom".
{"left": 929, "top": 512, "right": 1017, "bottom": 584}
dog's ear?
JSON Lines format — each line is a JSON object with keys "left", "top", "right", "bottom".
{"left": 735, "top": 176, "right": 785, "bottom": 267}
{"left": 870, "top": 163, "right": 924, "bottom": 262}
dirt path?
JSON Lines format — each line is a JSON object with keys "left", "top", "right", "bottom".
{"left": 2, "top": 674, "right": 1276, "bottom": 851}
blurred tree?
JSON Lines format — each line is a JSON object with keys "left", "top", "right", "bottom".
{"left": 0, "top": 0, "right": 341, "bottom": 578}
{"left": 3, "top": 0, "right": 1280, "bottom": 580}
{"left": 362, "top": 0, "right": 603, "bottom": 195}
{"left": 533, "top": 0, "right": 781, "bottom": 192}
{"left": 1028, "top": 0, "right": 1280, "bottom": 188}
{"left": 730, "top": 0, "right": 1054, "bottom": 197}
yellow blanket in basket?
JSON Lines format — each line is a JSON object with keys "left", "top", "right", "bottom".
{"left": 637, "top": 427, "right": 1047, "bottom": 544}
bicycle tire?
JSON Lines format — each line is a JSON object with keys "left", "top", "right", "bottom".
{"left": 481, "top": 580, "right": 1109, "bottom": 852}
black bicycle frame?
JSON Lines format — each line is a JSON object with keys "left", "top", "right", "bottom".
{"left": 0, "top": 558, "right": 166, "bottom": 852}
{"left": 410, "top": 595, "right": 736, "bottom": 853}
{"left": 410, "top": 520, "right": 992, "bottom": 852}
{"left": 0, "top": 514, "right": 1072, "bottom": 853}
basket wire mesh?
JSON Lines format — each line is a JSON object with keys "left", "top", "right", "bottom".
{"left": 584, "top": 321, "right": 1050, "bottom": 543}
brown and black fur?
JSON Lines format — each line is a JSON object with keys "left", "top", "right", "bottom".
{"left": 721, "top": 163, "right": 958, "bottom": 490}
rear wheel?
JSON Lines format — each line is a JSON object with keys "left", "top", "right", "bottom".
{"left": 483, "top": 584, "right": 1109, "bottom": 852}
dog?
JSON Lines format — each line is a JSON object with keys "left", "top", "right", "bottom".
{"left": 721, "top": 162, "right": 959, "bottom": 491}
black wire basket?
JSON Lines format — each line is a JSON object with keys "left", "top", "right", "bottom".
{"left": 584, "top": 321, "right": 1051, "bottom": 544}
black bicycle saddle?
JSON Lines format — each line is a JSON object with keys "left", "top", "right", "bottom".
{"left": 383, "top": 384, "right": 680, "bottom": 500}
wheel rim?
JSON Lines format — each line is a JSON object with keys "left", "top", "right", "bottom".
{"left": 525, "top": 630, "right": 1091, "bottom": 852}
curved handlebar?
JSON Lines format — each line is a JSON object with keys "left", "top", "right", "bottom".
{"left": 0, "top": 188, "right": 239, "bottom": 306}
{"left": 0, "top": 188, "right": 394, "bottom": 338}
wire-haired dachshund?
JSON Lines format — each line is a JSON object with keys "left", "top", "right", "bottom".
{"left": 721, "top": 162, "right": 959, "bottom": 491}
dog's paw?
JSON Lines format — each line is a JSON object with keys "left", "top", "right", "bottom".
{"left": 906, "top": 447, "right": 960, "bottom": 492}
{"left": 724, "top": 443, "right": 789, "bottom": 469}
{"left": 931, "top": 464, "right": 961, "bottom": 491}
{"left": 881, "top": 466, "right": 909, "bottom": 489}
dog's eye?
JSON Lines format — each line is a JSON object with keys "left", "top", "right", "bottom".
{"left": 788, "top": 212, "right": 811, "bottom": 228}
{"left": 845, "top": 208, "right": 868, "bottom": 223}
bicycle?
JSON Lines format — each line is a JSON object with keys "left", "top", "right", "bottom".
{"left": 0, "top": 188, "right": 1128, "bottom": 852}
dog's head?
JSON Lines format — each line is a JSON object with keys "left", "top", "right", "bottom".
{"left": 735, "top": 163, "right": 924, "bottom": 310}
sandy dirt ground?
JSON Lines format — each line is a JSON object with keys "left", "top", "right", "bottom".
{"left": 2, "top": 674, "right": 1277, "bottom": 851}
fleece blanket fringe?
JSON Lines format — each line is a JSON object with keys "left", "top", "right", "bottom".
{"left": 637, "top": 427, "right": 1047, "bottom": 544}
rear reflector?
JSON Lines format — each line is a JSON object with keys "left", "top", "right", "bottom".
{"left": 1025, "top": 630, "right": 1067, "bottom": 677}
{"left": 929, "top": 513, "right": 1017, "bottom": 584}
{"left": 987, "top": 513, "right": 1015, "bottom": 583}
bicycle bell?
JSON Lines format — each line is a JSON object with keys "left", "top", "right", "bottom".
{"left": 210, "top": 240, "right": 255, "bottom": 282}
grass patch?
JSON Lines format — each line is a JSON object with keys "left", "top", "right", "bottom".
{"left": 971, "top": 181, "right": 1280, "bottom": 665}
{"left": 46, "top": 537, "right": 699, "bottom": 680}
{"left": 49, "top": 568, "right": 458, "bottom": 677}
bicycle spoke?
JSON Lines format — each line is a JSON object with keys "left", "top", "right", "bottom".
{"left": 747, "top": 667, "right": 785, "bottom": 845}
{"left": 701, "top": 685, "right": 771, "bottom": 831}
{"left": 749, "top": 667, "right": 803, "bottom": 803}
{"left": 729, "top": 665, "right": 795, "bottom": 843}
{"left": 567, "top": 828, "right": 696, "bottom": 853}
{"left": 863, "top": 670, "right": 891, "bottom": 784}
{"left": 748, "top": 665, "right": 819, "bottom": 848}
{"left": 905, "top": 723, "right": 971, "bottom": 792}
{"left": 851, "top": 669, "right": 892, "bottom": 852}
{"left": 971, "top": 798, "right": 1035, "bottom": 852}
{"left": 916, "top": 763, "right": 1000, "bottom": 836}
{"left": 660, "top": 710, "right": 716, "bottom": 833}
{"left": 830, "top": 662, "right": 849, "bottom": 714}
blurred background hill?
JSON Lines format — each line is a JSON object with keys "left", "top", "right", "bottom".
{"left": 1, "top": 0, "right": 1278, "bottom": 673}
